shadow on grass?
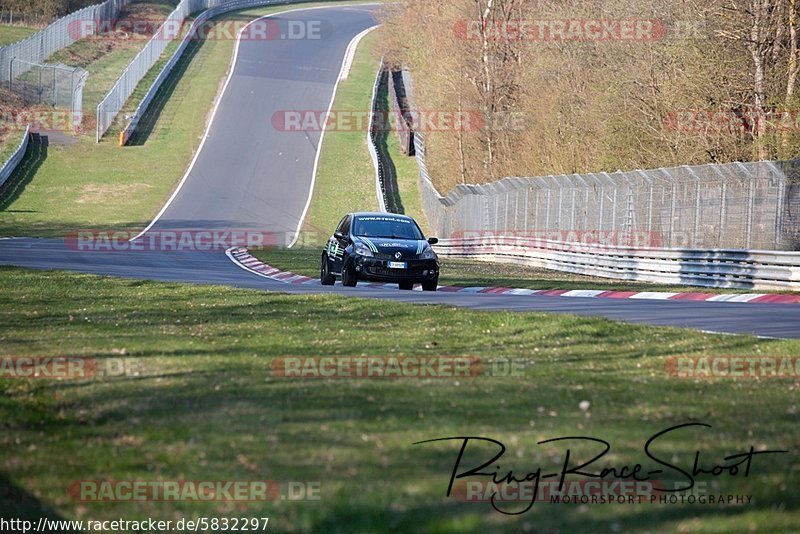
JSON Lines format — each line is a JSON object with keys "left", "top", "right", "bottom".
{"left": 0, "top": 474, "right": 84, "bottom": 533}
{"left": 0, "top": 133, "right": 48, "bottom": 212}
{"left": 126, "top": 33, "right": 205, "bottom": 146}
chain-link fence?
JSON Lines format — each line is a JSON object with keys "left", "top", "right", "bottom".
{"left": 9, "top": 59, "right": 87, "bottom": 117}
{"left": 0, "top": 0, "right": 130, "bottom": 84}
{"left": 415, "top": 133, "right": 800, "bottom": 251}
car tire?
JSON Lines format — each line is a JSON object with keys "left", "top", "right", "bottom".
{"left": 398, "top": 281, "right": 414, "bottom": 291}
{"left": 320, "top": 253, "right": 335, "bottom": 286}
{"left": 422, "top": 278, "right": 438, "bottom": 292}
{"left": 341, "top": 260, "right": 358, "bottom": 287}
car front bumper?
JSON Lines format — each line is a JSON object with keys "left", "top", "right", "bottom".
{"left": 351, "top": 256, "right": 439, "bottom": 282}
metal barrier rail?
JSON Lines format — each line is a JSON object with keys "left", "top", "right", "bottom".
{"left": 368, "top": 60, "right": 387, "bottom": 212}
{"left": 0, "top": 127, "right": 31, "bottom": 190}
{"left": 433, "top": 235, "right": 800, "bottom": 291}
{"left": 114, "top": 0, "right": 324, "bottom": 144}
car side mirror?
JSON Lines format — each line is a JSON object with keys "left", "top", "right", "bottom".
{"left": 334, "top": 231, "right": 345, "bottom": 240}
{"left": 427, "top": 237, "right": 439, "bottom": 245}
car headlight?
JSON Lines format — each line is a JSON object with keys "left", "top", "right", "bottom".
{"left": 353, "top": 241, "right": 374, "bottom": 257}
{"left": 420, "top": 245, "right": 437, "bottom": 260}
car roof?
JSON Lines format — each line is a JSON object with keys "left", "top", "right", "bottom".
{"left": 350, "top": 212, "right": 415, "bottom": 220}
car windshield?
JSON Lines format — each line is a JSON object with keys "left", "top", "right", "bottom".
{"left": 352, "top": 216, "right": 424, "bottom": 240}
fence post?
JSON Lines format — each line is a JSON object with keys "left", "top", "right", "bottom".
{"left": 546, "top": 189, "right": 552, "bottom": 229}
{"left": 775, "top": 173, "right": 786, "bottom": 249}
{"left": 694, "top": 181, "right": 700, "bottom": 247}
{"left": 611, "top": 186, "right": 617, "bottom": 231}
{"left": 598, "top": 187, "right": 604, "bottom": 230}
{"left": 746, "top": 177, "right": 755, "bottom": 248}
{"left": 719, "top": 182, "right": 726, "bottom": 246}
{"left": 570, "top": 188, "right": 576, "bottom": 230}
{"left": 523, "top": 188, "right": 529, "bottom": 232}
{"left": 669, "top": 182, "right": 676, "bottom": 247}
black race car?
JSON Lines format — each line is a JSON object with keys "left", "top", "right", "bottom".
{"left": 320, "top": 213, "right": 440, "bottom": 291}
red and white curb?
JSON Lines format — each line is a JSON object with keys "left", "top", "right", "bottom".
{"left": 226, "top": 247, "right": 800, "bottom": 304}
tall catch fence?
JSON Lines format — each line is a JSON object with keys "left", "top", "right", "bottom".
{"left": 0, "top": 0, "right": 131, "bottom": 83}
{"left": 415, "top": 134, "right": 800, "bottom": 251}
{"left": 387, "top": 66, "right": 800, "bottom": 252}
{"left": 0, "top": 0, "right": 129, "bottom": 128}
{"left": 9, "top": 60, "right": 87, "bottom": 117}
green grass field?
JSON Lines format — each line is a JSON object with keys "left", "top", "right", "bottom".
{"left": 0, "top": 24, "right": 36, "bottom": 46}
{"left": 1, "top": 266, "right": 798, "bottom": 532}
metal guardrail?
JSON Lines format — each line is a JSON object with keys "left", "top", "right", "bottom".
{"left": 368, "top": 60, "right": 387, "bottom": 212}
{"left": 0, "top": 127, "right": 31, "bottom": 190}
{"left": 433, "top": 235, "right": 800, "bottom": 291}
{"left": 111, "top": 0, "right": 327, "bottom": 144}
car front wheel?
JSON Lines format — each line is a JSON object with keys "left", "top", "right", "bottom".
{"left": 422, "top": 278, "right": 438, "bottom": 292}
{"left": 320, "top": 253, "right": 335, "bottom": 285}
{"left": 341, "top": 260, "right": 358, "bottom": 287}
{"left": 398, "top": 281, "right": 414, "bottom": 290}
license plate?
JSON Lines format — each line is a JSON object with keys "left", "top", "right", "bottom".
{"left": 387, "top": 261, "right": 407, "bottom": 269}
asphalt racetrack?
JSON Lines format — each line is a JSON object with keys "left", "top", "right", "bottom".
{"left": 1, "top": 4, "right": 799, "bottom": 339}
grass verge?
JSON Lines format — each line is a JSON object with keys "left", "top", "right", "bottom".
{"left": 300, "top": 29, "right": 381, "bottom": 244}
{"left": 0, "top": 2, "right": 366, "bottom": 237}
{"left": 1, "top": 266, "right": 798, "bottom": 532}
{"left": 0, "top": 24, "right": 36, "bottom": 46}
{"left": 298, "top": 29, "right": 427, "bottom": 243}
